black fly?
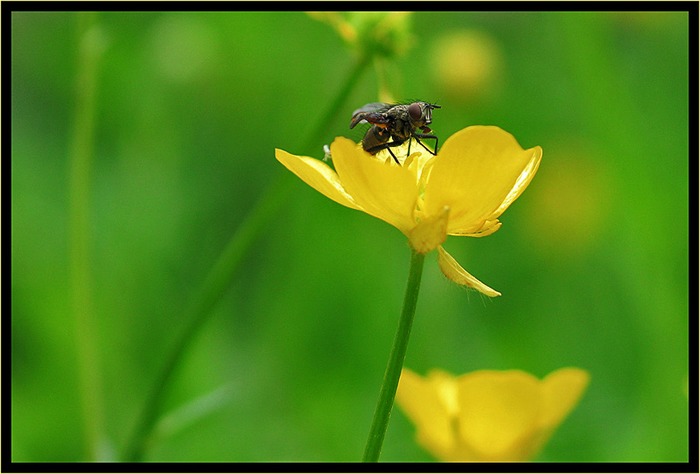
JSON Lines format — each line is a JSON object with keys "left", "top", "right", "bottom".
{"left": 349, "top": 101, "right": 441, "bottom": 165}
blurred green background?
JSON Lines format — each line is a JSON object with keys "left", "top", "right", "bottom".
{"left": 11, "top": 11, "right": 690, "bottom": 462}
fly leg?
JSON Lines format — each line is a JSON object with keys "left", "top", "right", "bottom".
{"left": 413, "top": 133, "right": 439, "bottom": 156}
{"left": 366, "top": 140, "right": 410, "bottom": 165}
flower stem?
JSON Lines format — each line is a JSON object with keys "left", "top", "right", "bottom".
{"left": 123, "top": 55, "right": 371, "bottom": 462}
{"left": 69, "top": 11, "right": 106, "bottom": 461}
{"left": 363, "top": 248, "right": 425, "bottom": 462}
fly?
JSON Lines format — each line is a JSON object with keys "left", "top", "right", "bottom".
{"left": 349, "top": 101, "right": 441, "bottom": 165}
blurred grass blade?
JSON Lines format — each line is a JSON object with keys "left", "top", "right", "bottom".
{"left": 153, "top": 384, "right": 236, "bottom": 445}
{"left": 68, "top": 11, "right": 109, "bottom": 461}
{"left": 124, "top": 55, "right": 370, "bottom": 462}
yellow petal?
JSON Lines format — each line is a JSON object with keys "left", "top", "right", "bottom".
{"left": 540, "top": 368, "right": 590, "bottom": 428}
{"left": 274, "top": 148, "right": 361, "bottom": 211}
{"left": 408, "top": 206, "right": 449, "bottom": 253}
{"left": 449, "top": 219, "right": 501, "bottom": 237}
{"left": 437, "top": 246, "right": 501, "bottom": 297}
{"left": 456, "top": 370, "right": 541, "bottom": 461}
{"left": 423, "top": 126, "right": 542, "bottom": 234}
{"left": 396, "top": 368, "right": 457, "bottom": 460}
{"left": 330, "top": 137, "right": 419, "bottom": 234}
{"left": 486, "top": 144, "right": 542, "bottom": 221}
{"left": 513, "top": 368, "right": 589, "bottom": 461}
{"left": 425, "top": 369, "right": 460, "bottom": 417}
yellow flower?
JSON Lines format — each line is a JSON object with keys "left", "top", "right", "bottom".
{"left": 274, "top": 126, "right": 541, "bottom": 297}
{"left": 395, "top": 367, "right": 590, "bottom": 462}
{"left": 306, "top": 12, "right": 414, "bottom": 59}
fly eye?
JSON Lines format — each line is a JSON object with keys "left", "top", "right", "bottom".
{"left": 408, "top": 103, "right": 422, "bottom": 121}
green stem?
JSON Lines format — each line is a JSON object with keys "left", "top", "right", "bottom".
{"left": 69, "top": 12, "right": 105, "bottom": 461}
{"left": 123, "top": 56, "right": 371, "bottom": 462}
{"left": 363, "top": 248, "right": 425, "bottom": 462}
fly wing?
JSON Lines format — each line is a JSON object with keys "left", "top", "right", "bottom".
{"left": 350, "top": 102, "right": 392, "bottom": 128}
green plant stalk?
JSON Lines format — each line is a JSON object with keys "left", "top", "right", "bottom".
{"left": 69, "top": 11, "right": 104, "bottom": 461}
{"left": 123, "top": 56, "right": 370, "bottom": 462}
{"left": 363, "top": 248, "right": 425, "bottom": 462}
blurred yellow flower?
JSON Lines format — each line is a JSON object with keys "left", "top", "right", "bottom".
{"left": 430, "top": 30, "right": 504, "bottom": 104}
{"left": 395, "top": 367, "right": 590, "bottom": 462}
{"left": 307, "top": 12, "right": 414, "bottom": 59}
{"left": 275, "top": 126, "right": 541, "bottom": 297}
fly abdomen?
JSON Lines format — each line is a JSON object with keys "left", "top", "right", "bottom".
{"left": 362, "top": 125, "right": 391, "bottom": 154}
